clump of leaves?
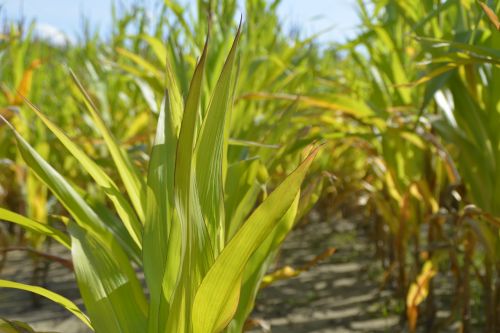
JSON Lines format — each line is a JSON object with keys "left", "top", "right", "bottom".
{"left": 0, "top": 25, "right": 318, "bottom": 333}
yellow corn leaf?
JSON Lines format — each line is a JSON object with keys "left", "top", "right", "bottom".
{"left": 385, "top": 170, "right": 403, "bottom": 203}
{"left": 396, "top": 63, "right": 458, "bottom": 88}
{"left": 261, "top": 266, "right": 299, "bottom": 289}
{"left": 260, "top": 248, "right": 336, "bottom": 288}
{"left": 407, "top": 261, "right": 437, "bottom": 307}
{"left": 406, "top": 261, "right": 437, "bottom": 332}
{"left": 238, "top": 92, "right": 374, "bottom": 118}
{"left": 479, "top": 2, "right": 500, "bottom": 30}
{"left": 13, "top": 59, "right": 42, "bottom": 104}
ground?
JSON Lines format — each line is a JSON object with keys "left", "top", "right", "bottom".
{"left": 247, "top": 216, "right": 401, "bottom": 333}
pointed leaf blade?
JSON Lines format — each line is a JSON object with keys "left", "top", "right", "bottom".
{"left": 0, "top": 207, "right": 70, "bottom": 249}
{"left": 0, "top": 279, "right": 92, "bottom": 329}
{"left": 192, "top": 148, "right": 319, "bottom": 333}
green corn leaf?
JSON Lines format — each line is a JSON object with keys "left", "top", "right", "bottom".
{"left": 70, "top": 70, "right": 146, "bottom": 224}
{"left": 141, "top": 34, "right": 168, "bottom": 67}
{"left": 143, "top": 95, "right": 176, "bottom": 333}
{"left": 90, "top": 201, "right": 142, "bottom": 265}
{"left": 0, "top": 207, "right": 70, "bottom": 249}
{"left": 416, "top": 37, "right": 500, "bottom": 60}
{"left": 195, "top": 23, "right": 241, "bottom": 252}
{"left": 135, "top": 78, "right": 160, "bottom": 114}
{"left": 164, "top": 0, "right": 194, "bottom": 46}
{"left": 174, "top": 36, "right": 208, "bottom": 246}
{"left": 372, "top": 27, "right": 411, "bottom": 104}
{"left": 69, "top": 222, "right": 148, "bottom": 333}
{"left": 0, "top": 280, "right": 92, "bottom": 329}
{"left": 150, "top": 49, "right": 185, "bottom": 327}
{"left": 0, "top": 318, "right": 45, "bottom": 333}
{"left": 163, "top": 49, "right": 184, "bottom": 139}
{"left": 192, "top": 147, "right": 319, "bottom": 333}
{"left": 224, "top": 159, "right": 262, "bottom": 241}
{"left": 167, "top": 35, "right": 214, "bottom": 333}
{"left": 1, "top": 115, "right": 149, "bottom": 331}
{"left": 22, "top": 98, "right": 142, "bottom": 249}
{"left": 8, "top": 132, "right": 134, "bottom": 277}
{"left": 0, "top": 116, "right": 109, "bottom": 241}
{"left": 116, "top": 47, "right": 163, "bottom": 79}
{"left": 227, "top": 193, "right": 300, "bottom": 332}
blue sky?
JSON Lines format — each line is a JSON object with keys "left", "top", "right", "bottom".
{"left": 0, "top": 0, "right": 359, "bottom": 44}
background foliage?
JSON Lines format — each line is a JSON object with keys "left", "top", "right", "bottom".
{"left": 1, "top": 0, "right": 500, "bottom": 332}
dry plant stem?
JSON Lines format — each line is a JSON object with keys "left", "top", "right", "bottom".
{"left": 460, "top": 231, "right": 473, "bottom": 333}
{"left": 397, "top": 217, "right": 407, "bottom": 297}
{"left": 373, "top": 214, "right": 385, "bottom": 265}
{"left": 485, "top": 258, "right": 494, "bottom": 332}
{"left": 495, "top": 264, "right": 500, "bottom": 332}
{"left": 0, "top": 247, "right": 73, "bottom": 271}
{"left": 424, "top": 220, "right": 436, "bottom": 332}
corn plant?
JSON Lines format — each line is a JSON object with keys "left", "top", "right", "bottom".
{"left": 0, "top": 22, "right": 57, "bottom": 292}
{"left": 0, "top": 24, "right": 318, "bottom": 333}
{"left": 113, "top": 0, "right": 326, "bottom": 161}
{"left": 106, "top": 0, "right": 331, "bottom": 255}
{"left": 413, "top": 2, "right": 500, "bottom": 330}
{"left": 0, "top": 8, "right": 167, "bottom": 280}
{"left": 324, "top": 0, "right": 500, "bottom": 331}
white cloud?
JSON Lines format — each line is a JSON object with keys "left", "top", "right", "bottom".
{"left": 35, "top": 22, "right": 73, "bottom": 46}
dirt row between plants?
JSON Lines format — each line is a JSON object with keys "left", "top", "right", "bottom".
{"left": 0, "top": 216, "right": 401, "bottom": 333}
{"left": 247, "top": 216, "right": 400, "bottom": 333}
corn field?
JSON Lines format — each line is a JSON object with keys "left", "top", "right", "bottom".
{"left": 0, "top": 0, "right": 499, "bottom": 332}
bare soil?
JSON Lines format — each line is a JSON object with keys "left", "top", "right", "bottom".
{"left": 248, "top": 216, "right": 401, "bottom": 333}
